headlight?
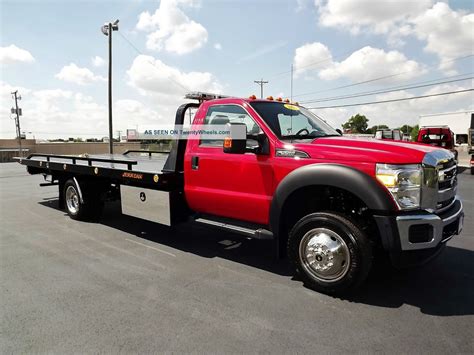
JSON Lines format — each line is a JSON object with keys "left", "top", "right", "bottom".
{"left": 376, "top": 164, "right": 422, "bottom": 210}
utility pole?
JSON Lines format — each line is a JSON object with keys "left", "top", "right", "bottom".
{"left": 11, "top": 90, "right": 22, "bottom": 156}
{"left": 101, "top": 19, "right": 119, "bottom": 154}
{"left": 254, "top": 78, "right": 269, "bottom": 99}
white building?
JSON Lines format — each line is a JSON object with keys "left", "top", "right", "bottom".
{"left": 419, "top": 111, "right": 473, "bottom": 144}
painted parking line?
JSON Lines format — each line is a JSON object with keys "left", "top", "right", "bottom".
{"left": 125, "top": 238, "right": 176, "bottom": 257}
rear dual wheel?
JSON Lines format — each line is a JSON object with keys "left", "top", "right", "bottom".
{"left": 288, "top": 212, "right": 373, "bottom": 295}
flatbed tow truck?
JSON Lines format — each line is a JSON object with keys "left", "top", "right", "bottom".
{"left": 16, "top": 92, "right": 464, "bottom": 295}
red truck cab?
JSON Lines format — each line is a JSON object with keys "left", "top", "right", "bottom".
{"left": 181, "top": 96, "right": 463, "bottom": 293}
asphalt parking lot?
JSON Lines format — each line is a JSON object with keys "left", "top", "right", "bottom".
{"left": 1, "top": 162, "right": 473, "bottom": 353}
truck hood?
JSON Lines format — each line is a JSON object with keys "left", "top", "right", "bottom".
{"left": 292, "top": 136, "right": 439, "bottom": 164}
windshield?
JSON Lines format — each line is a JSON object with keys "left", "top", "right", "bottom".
{"left": 249, "top": 102, "right": 340, "bottom": 140}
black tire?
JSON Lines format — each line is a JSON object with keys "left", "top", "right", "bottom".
{"left": 63, "top": 178, "right": 104, "bottom": 221}
{"left": 288, "top": 212, "right": 373, "bottom": 295}
{"left": 471, "top": 166, "right": 474, "bottom": 175}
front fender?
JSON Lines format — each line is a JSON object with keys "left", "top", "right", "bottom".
{"left": 269, "top": 163, "right": 396, "bottom": 237}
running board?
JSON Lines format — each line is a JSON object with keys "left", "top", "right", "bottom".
{"left": 195, "top": 218, "right": 274, "bottom": 240}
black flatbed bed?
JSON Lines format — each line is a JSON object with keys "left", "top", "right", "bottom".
{"left": 15, "top": 150, "right": 182, "bottom": 190}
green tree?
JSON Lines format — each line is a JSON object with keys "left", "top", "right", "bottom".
{"left": 399, "top": 124, "right": 413, "bottom": 135}
{"left": 410, "top": 125, "right": 420, "bottom": 141}
{"left": 342, "top": 114, "right": 369, "bottom": 133}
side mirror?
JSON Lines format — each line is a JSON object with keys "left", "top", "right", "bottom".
{"left": 336, "top": 128, "right": 343, "bottom": 135}
{"left": 223, "top": 122, "right": 247, "bottom": 154}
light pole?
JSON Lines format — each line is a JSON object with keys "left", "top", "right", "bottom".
{"left": 101, "top": 19, "right": 119, "bottom": 154}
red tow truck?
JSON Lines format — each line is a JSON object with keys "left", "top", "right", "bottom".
{"left": 16, "top": 92, "right": 464, "bottom": 295}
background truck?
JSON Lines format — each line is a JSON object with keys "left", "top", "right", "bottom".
{"left": 16, "top": 92, "right": 464, "bottom": 295}
{"left": 416, "top": 126, "right": 458, "bottom": 161}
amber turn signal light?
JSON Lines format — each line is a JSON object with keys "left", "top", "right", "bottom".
{"left": 224, "top": 137, "right": 232, "bottom": 148}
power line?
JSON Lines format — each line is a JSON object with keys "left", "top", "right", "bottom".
{"left": 300, "top": 74, "right": 473, "bottom": 104}
{"left": 306, "top": 88, "right": 474, "bottom": 109}
{"left": 294, "top": 53, "right": 474, "bottom": 97}
{"left": 117, "top": 31, "right": 190, "bottom": 93}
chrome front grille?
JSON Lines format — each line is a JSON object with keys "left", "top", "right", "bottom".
{"left": 438, "top": 165, "right": 457, "bottom": 191}
{"left": 421, "top": 149, "right": 457, "bottom": 212}
{"left": 436, "top": 163, "right": 457, "bottom": 212}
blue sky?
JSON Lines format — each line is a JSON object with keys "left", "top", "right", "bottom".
{"left": 1, "top": 0, "right": 473, "bottom": 139}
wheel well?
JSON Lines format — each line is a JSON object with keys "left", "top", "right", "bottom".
{"left": 277, "top": 185, "right": 379, "bottom": 257}
{"left": 55, "top": 173, "right": 113, "bottom": 208}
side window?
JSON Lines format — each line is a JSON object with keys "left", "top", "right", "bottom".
{"left": 200, "top": 105, "right": 261, "bottom": 147}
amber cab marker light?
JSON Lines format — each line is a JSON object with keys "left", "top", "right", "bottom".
{"left": 276, "top": 97, "right": 283, "bottom": 102}
{"left": 249, "top": 94, "right": 257, "bottom": 100}
{"left": 284, "top": 98, "right": 290, "bottom": 103}
{"left": 266, "top": 96, "right": 274, "bottom": 100}
{"left": 224, "top": 137, "right": 232, "bottom": 148}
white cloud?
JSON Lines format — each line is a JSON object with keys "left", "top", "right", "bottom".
{"left": 214, "top": 43, "right": 222, "bottom": 50}
{"left": 92, "top": 56, "right": 105, "bottom": 67}
{"left": 313, "top": 1, "right": 474, "bottom": 72}
{"left": 411, "top": 2, "right": 474, "bottom": 73}
{"left": 294, "top": 44, "right": 424, "bottom": 82}
{"left": 127, "top": 54, "right": 222, "bottom": 97}
{"left": 136, "top": 0, "right": 208, "bottom": 55}
{"left": 293, "top": 42, "right": 332, "bottom": 77}
{"left": 55, "top": 63, "right": 106, "bottom": 85}
{"left": 320, "top": 46, "right": 424, "bottom": 82}
{"left": 315, "top": 0, "right": 434, "bottom": 35}
{"left": 0, "top": 45, "right": 35, "bottom": 65}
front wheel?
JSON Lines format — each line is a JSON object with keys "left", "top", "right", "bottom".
{"left": 288, "top": 212, "right": 373, "bottom": 295}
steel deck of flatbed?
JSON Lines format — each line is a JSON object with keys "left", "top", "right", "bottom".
{"left": 15, "top": 152, "right": 181, "bottom": 190}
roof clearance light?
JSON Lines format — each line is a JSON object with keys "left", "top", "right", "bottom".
{"left": 267, "top": 96, "right": 274, "bottom": 100}
{"left": 284, "top": 99, "right": 290, "bottom": 103}
{"left": 249, "top": 94, "right": 257, "bottom": 99}
{"left": 276, "top": 97, "right": 283, "bottom": 102}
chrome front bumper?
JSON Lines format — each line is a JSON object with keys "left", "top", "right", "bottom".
{"left": 396, "top": 197, "right": 464, "bottom": 251}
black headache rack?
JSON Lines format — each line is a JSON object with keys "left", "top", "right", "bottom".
{"left": 123, "top": 150, "right": 170, "bottom": 157}
{"left": 14, "top": 102, "right": 200, "bottom": 190}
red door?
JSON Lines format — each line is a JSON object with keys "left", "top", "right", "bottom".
{"left": 184, "top": 103, "right": 274, "bottom": 225}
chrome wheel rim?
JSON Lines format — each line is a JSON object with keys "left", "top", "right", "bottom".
{"left": 299, "top": 228, "right": 350, "bottom": 282}
{"left": 65, "top": 185, "right": 80, "bottom": 214}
